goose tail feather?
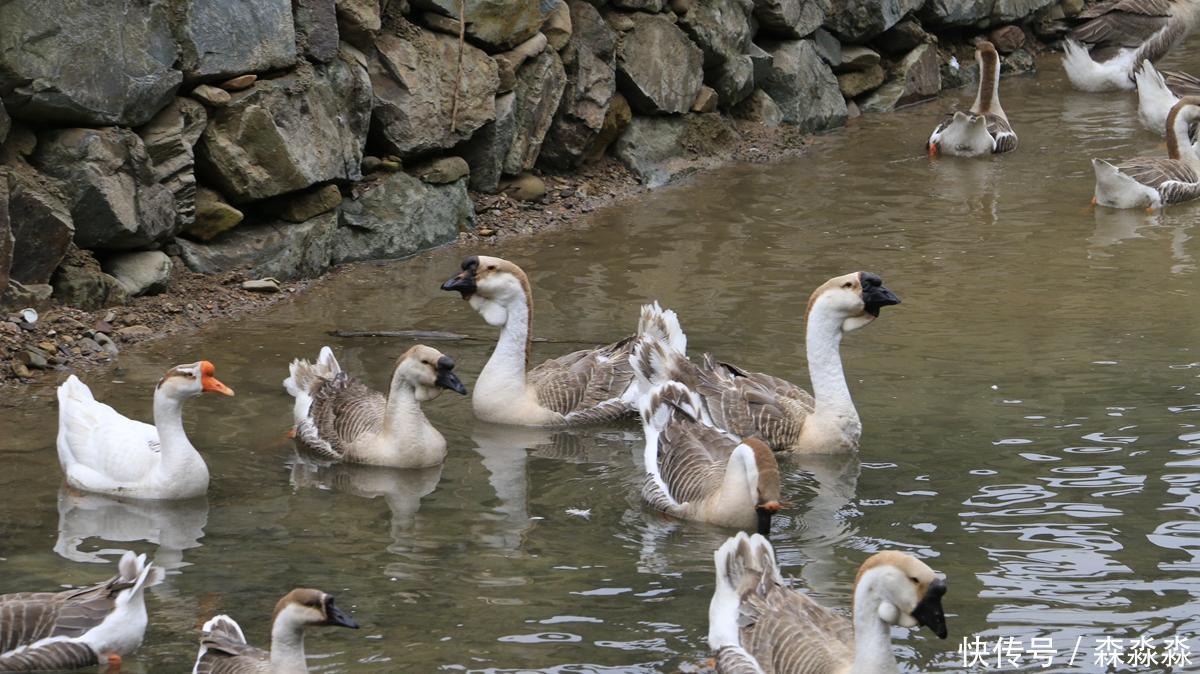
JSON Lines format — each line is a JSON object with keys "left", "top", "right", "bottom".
{"left": 709, "top": 532, "right": 782, "bottom": 651}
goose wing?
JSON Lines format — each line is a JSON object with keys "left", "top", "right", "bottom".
{"left": 738, "top": 588, "right": 856, "bottom": 674}
{"left": 57, "top": 377, "right": 161, "bottom": 483}
{"left": 1114, "top": 156, "right": 1199, "bottom": 188}
{"left": 1163, "top": 68, "right": 1200, "bottom": 95}
{"left": 695, "top": 355, "right": 813, "bottom": 451}
{"left": 194, "top": 616, "right": 270, "bottom": 674}
{"left": 649, "top": 406, "right": 739, "bottom": 509}
{"left": 0, "top": 573, "right": 131, "bottom": 653}
{"left": 0, "top": 640, "right": 98, "bottom": 670}
{"left": 529, "top": 336, "right": 637, "bottom": 424}
{"left": 301, "top": 373, "right": 387, "bottom": 462}
{"left": 987, "top": 113, "right": 1018, "bottom": 153}
{"left": 1072, "top": 0, "right": 1173, "bottom": 48}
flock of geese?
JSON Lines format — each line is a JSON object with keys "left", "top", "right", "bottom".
{"left": 931, "top": 0, "right": 1200, "bottom": 211}
{"left": 4, "top": 2, "right": 1200, "bottom": 672}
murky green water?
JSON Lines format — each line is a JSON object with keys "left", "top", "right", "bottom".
{"left": 5, "top": 48, "right": 1200, "bottom": 673}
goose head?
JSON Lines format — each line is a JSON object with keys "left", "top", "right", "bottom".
{"left": 271, "top": 588, "right": 359, "bottom": 632}
{"left": 975, "top": 40, "right": 998, "bottom": 71}
{"left": 441, "top": 255, "right": 532, "bottom": 327}
{"left": 155, "top": 361, "right": 234, "bottom": 401}
{"left": 854, "top": 551, "right": 948, "bottom": 638}
{"left": 394, "top": 345, "right": 468, "bottom": 401}
{"left": 743, "top": 438, "right": 783, "bottom": 536}
{"left": 806, "top": 272, "right": 900, "bottom": 333}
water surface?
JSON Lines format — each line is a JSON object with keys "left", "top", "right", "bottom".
{"left": 4, "top": 47, "right": 1200, "bottom": 672}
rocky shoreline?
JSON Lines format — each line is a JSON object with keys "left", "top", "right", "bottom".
{"left": 0, "top": 0, "right": 1074, "bottom": 386}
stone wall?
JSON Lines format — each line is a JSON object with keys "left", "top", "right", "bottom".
{"left": 0, "top": 0, "right": 1077, "bottom": 310}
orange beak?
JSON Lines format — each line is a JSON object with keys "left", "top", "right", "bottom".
{"left": 758, "top": 500, "right": 783, "bottom": 513}
{"left": 928, "top": 143, "right": 938, "bottom": 158}
{"left": 199, "top": 360, "right": 235, "bottom": 396}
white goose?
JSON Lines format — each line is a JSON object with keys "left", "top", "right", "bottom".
{"left": 1062, "top": 0, "right": 1200, "bottom": 92}
{"left": 284, "top": 345, "right": 467, "bottom": 468}
{"left": 440, "top": 255, "right": 684, "bottom": 426}
{"left": 56, "top": 362, "right": 235, "bottom": 500}
{"left": 635, "top": 272, "right": 900, "bottom": 454}
{"left": 928, "top": 41, "right": 1017, "bottom": 157}
{"left": 192, "top": 589, "right": 358, "bottom": 674}
{"left": 635, "top": 346, "right": 782, "bottom": 534}
{"left": 1093, "top": 96, "right": 1200, "bottom": 209}
{"left": 709, "top": 533, "right": 948, "bottom": 674}
{"left": 0, "top": 551, "right": 163, "bottom": 671}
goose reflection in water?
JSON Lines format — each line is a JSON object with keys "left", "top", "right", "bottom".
{"left": 55, "top": 486, "right": 208, "bottom": 572}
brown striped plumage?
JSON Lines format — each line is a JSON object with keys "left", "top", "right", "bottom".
{"left": 529, "top": 335, "right": 638, "bottom": 424}
{"left": 0, "top": 640, "right": 98, "bottom": 671}
{"left": 301, "top": 372, "right": 387, "bottom": 462}
{"left": 1163, "top": 67, "right": 1200, "bottom": 95}
{"left": 695, "top": 356, "right": 815, "bottom": 453}
{"left": 193, "top": 616, "right": 270, "bottom": 674}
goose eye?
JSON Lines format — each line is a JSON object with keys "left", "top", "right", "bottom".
{"left": 842, "top": 282, "right": 853, "bottom": 289}
{"left": 909, "top": 576, "right": 919, "bottom": 584}
{"left": 487, "top": 265, "right": 496, "bottom": 271}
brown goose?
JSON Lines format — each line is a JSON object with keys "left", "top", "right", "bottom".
{"left": 634, "top": 272, "right": 900, "bottom": 454}
{"left": 192, "top": 589, "right": 358, "bottom": 674}
{"left": 928, "top": 41, "right": 1017, "bottom": 157}
{"left": 440, "top": 255, "right": 685, "bottom": 426}
{"left": 0, "top": 551, "right": 163, "bottom": 672}
{"left": 1062, "top": 0, "right": 1200, "bottom": 91}
{"left": 709, "top": 533, "right": 948, "bottom": 674}
{"left": 284, "top": 345, "right": 467, "bottom": 468}
{"left": 1093, "top": 96, "right": 1200, "bottom": 209}
{"left": 635, "top": 348, "right": 782, "bottom": 534}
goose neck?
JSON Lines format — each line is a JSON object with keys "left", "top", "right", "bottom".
{"left": 972, "top": 54, "right": 1001, "bottom": 116}
{"left": 850, "top": 575, "right": 901, "bottom": 674}
{"left": 269, "top": 617, "right": 309, "bottom": 673}
{"left": 805, "top": 309, "right": 855, "bottom": 418}
{"left": 477, "top": 295, "right": 531, "bottom": 399}
{"left": 152, "top": 390, "right": 201, "bottom": 473}
{"left": 1167, "top": 106, "right": 1200, "bottom": 168}
{"left": 381, "top": 380, "right": 428, "bottom": 444}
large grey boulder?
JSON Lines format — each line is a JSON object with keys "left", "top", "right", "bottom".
{"left": 51, "top": 247, "right": 128, "bottom": 310}
{"left": 332, "top": 172, "right": 472, "bottom": 264}
{"left": 138, "top": 98, "right": 207, "bottom": 232}
{"left": 0, "top": 0, "right": 180, "bottom": 127}
{"left": 31, "top": 128, "right": 175, "bottom": 251}
{"left": 334, "top": 0, "right": 381, "bottom": 47}
{"left": 197, "top": 49, "right": 372, "bottom": 203}
{"left": 410, "top": 0, "right": 551, "bottom": 51}
{"left": 461, "top": 93, "right": 517, "bottom": 193}
{"left": 920, "top": 0, "right": 991, "bottom": 27}
{"left": 992, "top": 0, "right": 1056, "bottom": 22}
{"left": 617, "top": 14, "right": 705, "bottom": 115}
{"left": 759, "top": 39, "right": 847, "bottom": 132}
{"left": 713, "top": 56, "right": 755, "bottom": 108}
{"left": 103, "top": 250, "right": 172, "bottom": 296}
{"left": 823, "top": 0, "right": 925, "bottom": 43}
{"left": 612, "top": 0, "right": 665, "bottom": 9}
{"left": 369, "top": 22, "right": 499, "bottom": 159}
{"left": 614, "top": 114, "right": 738, "bottom": 188}
{"left": 176, "top": 0, "right": 298, "bottom": 81}
{"left": 504, "top": 50, "right": 568, "bottom": 175}
{"left": 754, "top": 0, "right": 826, "bottom": 38}
{"left": 295, "top": 0, "right": 341, "bottom": 62}
{"left": 178, "top": 212, "right": 337, "bottom": 280}
{"left": 539, "top": 1, "right": 618, "bottom": 170}
{"left": 5, "top": 167, "right": 74, "bottom": 286}
{"left": 860, "top": 42, "right": 941, "bottom": 112}
{"left": 680, "top": 0, "right": 755, "bottom": 68}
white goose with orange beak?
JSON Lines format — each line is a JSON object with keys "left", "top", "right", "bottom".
{"left": 56, "top": 361, "right": 235, "bottom": 500}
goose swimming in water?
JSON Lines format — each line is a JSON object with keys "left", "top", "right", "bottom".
{"left": 634, "top": 343, "right": 783, "bottom": 534}
{"left": 708, "top": 533, "right": 948, "bottom": 674}
{"left": 1062, "top": 0, "right": 1200, "bottom": 92}
{"left": 0, "top": 551, "right": 163, "bottom": 672}
{"left": 192, "top": 589, "right": 359, "bottom": 674}
{"left": 441, "top": 256, "right": 684, "bottom": 426}
{"left": 56, "top": 362, "right": 234, "bottom": 500}
{"left": 284, "top": 345, "right": 467, "bottom": 468}
{"left": 928, "top": 41, "right": 1017, "bottom": 157}
{"left": 633, "top": 272, "right": 900, "bottom": 454}
{"left": 1093, "top": 96, "right": 1200, "bottom": 209}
